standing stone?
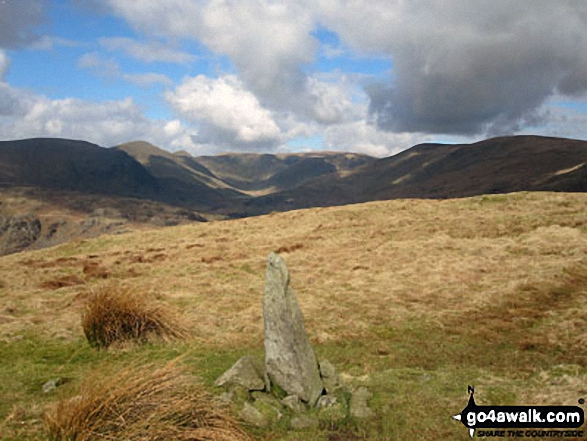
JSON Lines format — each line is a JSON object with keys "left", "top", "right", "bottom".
{"left": 263, "top": 252, "right": 324, "bottom": 406}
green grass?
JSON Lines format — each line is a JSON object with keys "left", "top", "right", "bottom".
{"left": 1, "top": 319, "right": 586, "bottom": 440}
{"left": 2, "top": 192, "right": 587, "bottom": 440}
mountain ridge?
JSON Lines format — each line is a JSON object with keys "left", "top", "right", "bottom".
{"left": 1, "top": 135, "right": 587, "bottom": 220}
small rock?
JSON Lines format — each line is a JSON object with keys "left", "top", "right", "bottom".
{"left": 281, "top": 395, "right": 306, "bottom": 413}
{"left": 251, "top": 391, "right": 284, "bottom": 409}
{"left": 239, "top": 402, "right": 269, "bottom": 428}
{"left": 42, "top": 378, "right": 61, "bottom": 394}
{"left": 319, "top": 360, "right": 342, "bottom": 394}
{"left": 216, "top": 386, "right": 250, "bottom": 405}
{"left": 251, "top": 398, "right": 282, "bottom": 424}
{"left": 215, "top": 355, "right": 269, "bottom": 391}
{"left": 290, "top": 414, "right": 319, "bottom": 430}
{"left": 316, "top": 394, "right": 338, "bottom": 409}
{"left": 317, "top": 393, "right": 347, "bottom": 422}
{"left": 350, "top": 387, "right": 375, "bottom": 419}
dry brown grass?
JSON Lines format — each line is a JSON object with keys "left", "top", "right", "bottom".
{"left": 81, "top": 284, "right": 189, "bottom": 348}
{"left": 44, "top": 362, "right": 251, "bottom": 441}
{"left": 1, "top": 191, "right": 587, "bottom": 348}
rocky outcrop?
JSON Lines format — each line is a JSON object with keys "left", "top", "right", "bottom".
{"left": 263, "top": 252, "right": 323, "bottom": 406}
{"left": 0, "top": 214, "right": 41, "bottom": 256}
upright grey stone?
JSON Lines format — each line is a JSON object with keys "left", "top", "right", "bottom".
{"left": 263, "top": 252, "right": 324, "bottom": 406}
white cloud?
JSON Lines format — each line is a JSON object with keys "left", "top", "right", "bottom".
{"left": 106, "top": 0, "right": 318, "bottom": 111}
{"left": 307, "top": 74, "right": 364, "bottom": 124}
{"left": 0, "top": 81, "right": 201, "bottom": 152}
{"left": 31, "top": 35, "right": 84, "bottom": 51}
{"left": 323, "top": 120, "right": 434, "bottom": 157}
{"left": 99, "top": 37, "right": 196, "bottom": 64}
{"left": 0, "top": 49, "right": 10, "bottom": 80}
{"left": 78, "top": 52, "right": 171, "bottom": 87}
{"left": 77, "top": 52, "right": 119, "bottom": 77}
{"left": 165, "top": 75, "right": 282, "bottom": 145}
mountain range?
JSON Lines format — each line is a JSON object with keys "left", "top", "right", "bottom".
{"left": 1, "top": 134, "right": 586, "bottom": 220}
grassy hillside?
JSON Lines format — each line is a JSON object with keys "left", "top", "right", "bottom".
{"left": 0, "top": 192, "right": 586, "bottom": 440}
{"left": 0, "top": 186, "right": 210, "bottom": 256}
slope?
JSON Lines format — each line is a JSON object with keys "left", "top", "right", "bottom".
{"left": 1, "top": 192, "right": 586, "bottom": 440}
{"left": 0, "top": 138, "right": 159, "bottom": 198}
{"left": 246, "top": 135, "right": 587, "bottom": 213}
{"left": 194, "top": 151, "right": 375, "bottom": 194}
{"left": 115, "top": 141, "right": 246, "bottom": 210}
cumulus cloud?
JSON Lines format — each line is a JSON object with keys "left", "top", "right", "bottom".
{"left": 322, "top": 119, "right": 434, "bottom": 158}
{"left": 4, "top": 0, "right": 587, "bottom": 156}
{"left": 106, "top": 0, "right": 317, "bottom": 112}
{"left": 318, "top": 0, "right": 587, "bottom": 135}
{"left": 0, "top": 81, "right": 199, "bottom": 150}
{"left": 0, "top": 0, "right": 45, "bottom": 48}
{"left": 307, "top": 74, "right": 364, "bottom": 124}
{"left": 99, "top": 37, "right": 196, "bottom": 64}
{"left": 165, "top": 75, "right": 282, "bottom": 147}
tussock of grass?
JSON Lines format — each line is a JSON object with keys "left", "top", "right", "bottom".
{"left": 81, "top": 284, "right": 189, "bottom": 348}
{"left": 44, "top": 362, "right": 251, "bottom": 441}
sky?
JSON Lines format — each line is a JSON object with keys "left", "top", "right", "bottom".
{"left": 1, "top": 1, "right": 587, "bottom": 157}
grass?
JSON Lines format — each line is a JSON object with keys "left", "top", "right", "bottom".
{"left": 44, "top": 361, "right": 251, "bottom": 441}
{"left": 81, "top": 283, "right": 189, "bottom": 348}
{"left": 1, "top": 192, "right": 587, "bottom": 439}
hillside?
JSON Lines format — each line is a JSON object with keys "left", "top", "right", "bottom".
{"left": 194, "top": 151, "right": 375, "bottom": 194}
{"left": 115, "top": 141, "right": 246, "bottom": 210}
{"left": 0, "top": 138, "right": 160, "bottom": 198}
{"left": 0, "top": 186, "right": 208, "bottom": 256}
{"left": 245, "top": 135, "right": 587, "bottom": 213}
{"left": 0, "top": 192, "right": 586, "bottom": 439}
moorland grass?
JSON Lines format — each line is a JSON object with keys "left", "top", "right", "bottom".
{"left": 81, "top": 283, "right": 189, "bottom": 348}
{"left": 1, "top": 192, "right": 586, "bottom": 440}
{"left": 44, "top": 361, "right": 251, "bottom": 441}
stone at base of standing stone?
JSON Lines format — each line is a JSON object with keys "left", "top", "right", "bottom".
{"left": 316, "top": 394, "right": 338, "bottom": 409}
{"left": 239, "top": 402, "right": 269, "bottom": 428}
{"left": 216, "top": 386, "right": 250, "bottom": 406}
{"left": 319, "top": 359, "right": 342, "bottom": 394}
{"left": 350, "top": 387, "right": 375, "bottom": 419}
{"left": 251, "top": 391, "right": 284, "bottom": 410}
{"left": 263, "top": 252, "right": 324, "bottom": 406}
{"left": 214, "top": 355, "right": 269, "bottom": 391}
{"left": 249, "top": 397, "right": 282, "bottom": 426}
{"left": 281, "top": 395, "right": 306, "bottom": 413}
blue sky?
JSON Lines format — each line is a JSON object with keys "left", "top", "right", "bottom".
{"left": 1, "top": 1, "right": 587, "bottom": 157}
